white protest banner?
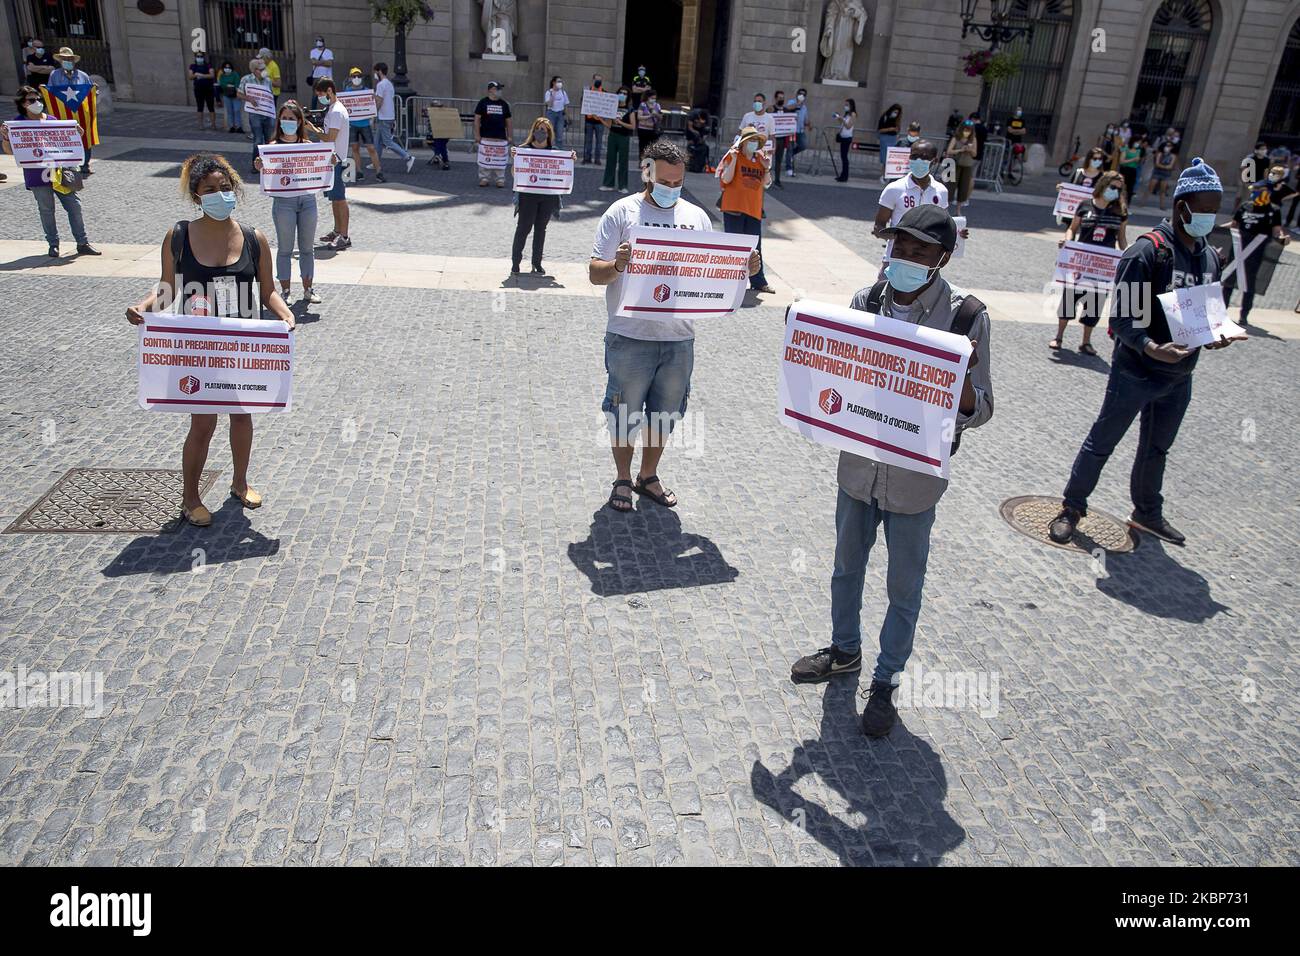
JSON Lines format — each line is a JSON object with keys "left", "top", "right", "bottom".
{"left": 512, "top": 147, "right": 574, "bottom": 194}
{"left": 580, "top": 87, "right": 620, "bottom": 120}
{"left": 884, "top": 146, "right": 911, "bottom": 180}
{"left": 772, "top": 111, "right": 797, "bottom": 137}
{"left": 953, "top": 216, "right": 967, "bottom": 258}
{"left": 1052, "top": 240, "right": 1123, "bottom": 290}
{"left": 336, "top": 89, "right": 377, "bottom": 120}
{"left": 1223, "top": 228, "right": 1266, "bottom": 291}
{"left": 138, "top": 313, "right": 292, "bottom": 414}
{"left": 617, "top": 225, "right": 758, "bottom": 320}
{"left": 243, "top": 84, "right": 276, "bottom": 118}
{"left": 779, "top": 299, "right": 973, "bottom": 479}
{"left": 1053, "top": 183, "right": 1093, "bottom": 219}
{"left": 2, "top": 119, "right": 84, "bottom": 168}
{"left": 478, "top": 137, "right": 509, "bottom": 168}
{"left": 258, "top": 142, "right": 335, "bottom": 196}
{"left": 1159, "top": 281, "right": 1244, "bottom": 349}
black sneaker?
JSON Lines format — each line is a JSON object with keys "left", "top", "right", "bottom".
{"left": 1128, "top": 512, "right": 1186, "bottom": 546}
{"left": 76, "top": 243, "right": 101, "bottom": 256}
{"left": 1049, "top": 505, "right": 1082, "bottom": 544}
{"left": 861, "top": 681, "right": 898, "bottom": 738}
{"left": 375, "top": 172, "right": 387, "bottom": 183}
{"left": 531, "top": 264, "right": 546, "bottom": 275}
{"left": 48, "top": 246, "right": 59, "bottom": 258}
{"left": 790, "top": 646, "right": 861, "bottom": 684}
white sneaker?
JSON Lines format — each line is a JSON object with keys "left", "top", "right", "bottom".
{"left": 280, "top": 289, "right": 292, "bottom": 304}
{"left": 365, "top": 163, "right": 375, "bottom": 171}
{"left": 304, "top": 288, "right": 322, "bottom": 304}
{"left": 405, "top": 155, "right": 415, "bottom": 173}
{"left": 598, "top": 185, "right": 614, "bottom": 192}
{"left": 787, "top": 169, "right": 796, "bottom": 178}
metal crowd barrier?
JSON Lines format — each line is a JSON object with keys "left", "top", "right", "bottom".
{"left": 815, "top": 126, "right": 882, "bottom": 179}
{"left": 400, "top": 96, "right": 553, "bottom": 150}
{"left": 973, "top": 138, "right": 1006, "bottom": 193}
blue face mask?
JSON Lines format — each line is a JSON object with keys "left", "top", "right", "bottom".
{"left": 1178, "top": 202, "right": 1216, "bottom": 237}
{"left": 280, "top": 119, "right": 299, "bottom": 135}
{"left": 909, "top": 158, "right": 931, "bottom": 178}
{"left": 201, "top": 191, "right": 237, "bottom": 221}
{"left": 883, "top": 258, "right": 934, "bottom": 294}
{"left": 318, "top": 94, "right": 331, "bottom": 107}
{"left": 650, "top": 182, "right": 681, "bottom": 207}
{"left": 1103, "top": 187, "right": 1120, "bottom": 201}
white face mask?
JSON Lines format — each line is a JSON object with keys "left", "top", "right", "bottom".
{"left": 555, "top": 81, "right": 563, "bottom": 90}
{"left": 351, "top": 77, "right": 362, "bottom": 86}
{"left": 24, "top": 100, "right": 41, "bottom": 116}
{"left": 796, "top": 93, "right": 805, "bottom": 102}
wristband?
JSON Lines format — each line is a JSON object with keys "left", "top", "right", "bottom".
{"left": 614, "top": 261, "right": 626, "bottom": 273}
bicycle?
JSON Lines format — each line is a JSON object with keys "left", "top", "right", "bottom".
{"left": 1058, "top": 136, "right": 1082, "bottom": 177}
{"left": 1006, "top": 141, "right": 1026, "bottom": 185}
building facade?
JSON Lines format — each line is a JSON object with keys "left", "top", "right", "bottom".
{"left": 3, "top": 0, "right": 1298, "bottom": 178}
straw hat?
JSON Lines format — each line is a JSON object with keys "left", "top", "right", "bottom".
{"left": 55, "top": 47, "right": 79, "bottom": 62}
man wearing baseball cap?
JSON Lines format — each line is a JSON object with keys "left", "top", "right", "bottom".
{"left": 1049, "top": 158, "right": 1244, "bottom": 548}
{"left": 790, "top": 204, "right": 994, "bottom": 739}
{"left": 474, "top": 81, "right": 512, "bottom": 187}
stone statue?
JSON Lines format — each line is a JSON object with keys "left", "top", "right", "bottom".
{"left": 481, "top": 0, "right": 517, "bottom": 57}
{"left": 819, "top": 0, "right": 868, "bottom": 82}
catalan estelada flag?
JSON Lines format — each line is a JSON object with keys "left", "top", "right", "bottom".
{"left": 41, "top": 83, "right": 100, "bottom": 149}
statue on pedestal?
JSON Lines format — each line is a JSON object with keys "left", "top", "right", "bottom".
{"left": 819, "top": 0, "right": 867, "bottom": 82}
{"left": 481, "top": 0, "right": 518, "bottom": 57}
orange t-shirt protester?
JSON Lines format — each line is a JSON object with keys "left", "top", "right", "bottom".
{"left": 717, "top": 125, "right": 774, "bottom": 293}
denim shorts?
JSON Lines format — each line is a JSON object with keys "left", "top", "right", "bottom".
{"left": 602, "top": 332, "right": 694, "bottom": 442}
{"left": 325, "top": 168, "right": 346, "bottom": 201}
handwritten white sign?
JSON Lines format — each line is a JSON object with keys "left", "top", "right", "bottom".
{"left": 580, "top": 87, "right": 620, "bottom": 120}
{"left": 243, "top": 84, "right": 276, "bottom": 118}
{"left": 1159, "top": 281, "right": 1244, "bottom": 349}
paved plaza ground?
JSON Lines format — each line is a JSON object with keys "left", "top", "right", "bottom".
{"left": 0, "top": 107, "right": 1296, "bottom": 866}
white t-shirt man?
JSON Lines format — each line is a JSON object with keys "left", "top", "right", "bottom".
{"left": 592, "top": 192, "right": 714, "bottom": 342}
{"left": 375, "top": 75, "right": 396, "bottom": 121}
{"left": 878, "top": 173, "right": 949, "bottom": 258}
{"left": 323, "top": 98, "right": 350, "bottom": 164}
{"left": 310, "top": 46, "right": 334, "bottom": 81}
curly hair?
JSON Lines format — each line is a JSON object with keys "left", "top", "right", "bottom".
{"left": 179, "top": 153, "right": 243, "bottom": 203}
{"left": 642, "top": 138, "right": 687, "bottom": 168}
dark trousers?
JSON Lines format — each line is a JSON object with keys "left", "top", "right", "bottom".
{"left": 722, "top": 211, "right": 766, "bottom": 288}
{"left": 512, "top": 193, "right": 558, "bottom": 268}
{"left": 1222, "top": 246, "right": 1265, "bottom": 321}
{"left": 637, "top": 128, "right": 658, "bottom": 158}
{"left": 773, "top": 137, "right": 786, "bottom": 185}
{"left": 1062, "top": 343, "right": 1192, "bottom": 521}
{"left": 1059, "top": 285, "right": 1104, "bottom": 326}
{"left": 838, "top": 136, "right": 851, "bottom": 180}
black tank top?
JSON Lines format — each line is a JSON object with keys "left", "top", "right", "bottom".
{"left": 172, "top": 219, "right": 260, "bottom": 319}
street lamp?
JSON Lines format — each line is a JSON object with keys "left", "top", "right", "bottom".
{"left": 960, "top": 0, "right": 1047, "bottom": 116}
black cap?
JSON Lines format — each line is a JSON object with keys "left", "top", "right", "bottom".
{"left": 879, "top": 205, "right": 957, "bottom": 253}
{"left": 487, "top": 80, "right": 502, "bottom": 90}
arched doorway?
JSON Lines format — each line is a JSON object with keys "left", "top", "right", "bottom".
{"left": 1130, "top": 0, "right": 1213, "bottom": 138}
{"left": 986, "top": 0, "right": 1074, "bottom": 143}
{"left": 1260, "top": 17, "right": 1300, "bottom": 153}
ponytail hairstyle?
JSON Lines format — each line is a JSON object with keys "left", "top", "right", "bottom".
{"left": 179, "top": 152, "right": 243, "bottom": 204}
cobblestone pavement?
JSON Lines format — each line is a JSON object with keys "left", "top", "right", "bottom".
{"left": 0, "top": 130, "right": 1296, "bottom": 866}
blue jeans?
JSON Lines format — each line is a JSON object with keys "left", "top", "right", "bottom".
{"left": 722, "top": 211, "right": 767, "bottom": 289}
{"left": 1062, "top": 343, "right": 1192, "bottom": 521}
{"left": 601, "top": 332, "right": 693, "bottom": 444}
{"left": 271, "top": 194, "right": 318, "bottom": 284}
{"left": 789, "top": 131, "right": 806, "bottom": 172}
{"left": 830, "top": 489, "right": 936, "bottom": 684}
{"left": 583, "top": 120, "right": 604, "bottom": 163}
{"left": 249, "top": 114, "right": 275, "bottom": 167}
{"left": 223, "top": 94, "right": 242, "bottom": 129}
{"left": 432, "top": 139, "right": 449, "bottom": 162}
{"left": 376, "top": 119, "right": 409, "bottom": 161}
{"left": 31, "top": 185, "right": 88, "bottom": 247}
{"left": 546, "top": 109, "right": 565, "bottom": 148}
{"left": 878, "top": 132, "right": 897, "bottom": 156}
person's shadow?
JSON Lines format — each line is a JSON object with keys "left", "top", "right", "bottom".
{"left": 101, "top": 497, "right": 279, "bottom": 577}
{"left": 751, "top": 679, "right": 965, "bottom": 866}
{"left": 567, "top": 501, "right": 738, "bottom": 596}
{"left": 1096, "top": 535, "right": 1228, "bottom": 622}
{"left": 1048, "top": 346, "right": 1109, "bottom": 373}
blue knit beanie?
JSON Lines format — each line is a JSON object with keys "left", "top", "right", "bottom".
{"left": 1173, "top": 157, "right": 1222, "bottom": 198}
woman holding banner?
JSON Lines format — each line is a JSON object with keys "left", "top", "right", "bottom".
{"left": 1053, "top": 169, "right": 1128, "bottom": 354}
{"left": 0, "top": 86, "right": 98, "bottom": 258}
{"left": 254, "top": 101, "right": 323, "bottom": 305}
{"left": 124, "top": 153, "right": 294, "bottom": 527}
{"left": 510, "top": 117, "right": 575, "bottom": 275}
{"left": 600, "top": 86, "right": 635, "bottom": 193}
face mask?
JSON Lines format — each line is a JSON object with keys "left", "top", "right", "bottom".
{"left": 883, "top": 258, "right": 934, "bottom": 294}
{"left": 200, "top": 190, "right": 237, "bottom": 221}
{"left": 1086, "top": 160, "right": 1100, "bottom": 170}
{"left": 618, "top": 93, "right": 627, "bottom": 104}
{"left": 61, "top": 61, "right": 74, "bottom": 71}
{"left": 797, "top": 94, "right": 805, "bottom": 102}
{"left": 223, "top": 66, "right": 231, "bottom": 73}
{"left": 1255, "top": 150, "right": 1267, "bottom": 158}
{"left": 648, "top": 98, "right": 657, "bottom": 106}
{"left": 909, "top": 158, "right": 931, "bottom": 178}
{"left": 197, "top": 57, "right": 205, "bottom": 63}
{"left": 556, "top": 82, "right": 563, "bottom": 90}
{"left": 1162, "top": 146, "right": 1171, "bottom": 153}
{"left": 743, "top": 141, "right": 758, "bottom": 158}
{"left": 905, "top": 134, "right": 918, "bottom": 144}
{"left": 318, "top": 94, "right": 330, "bottom": 106}
{"left": 316, "top": 41, "right": 324, "bottom": 49}
{"left": 1269, "top": 173, "right": 1284, "bottom": 183}
{"left": 280, "top": 119, "right": 298, "bottom": 135}
{"left": 374, "top": 73, "right": 381, "bottom": 83}
{"left": 535, "top": 133, "right": 549, "bottom": 146}
{"left": 638, "top": 68, "right": 645, "bottom": 75}
{"left": 1178, "top": 203, "right": 1216, "bottom": 238}
{"left": 24, "top": 101, "right": 41, "bottom": 115}
{"left": 35, "top": 48, "right": 44, "bottom": 55}
{"left": 753, "top": 101, "right": 763, "bottom": 112}
{"left": 1014, "top": 110, "right": 1022, "bottom": 117}
{"left": 650, "top": 182, "right": 680, "bottom": 207}
{"left": 843, "top": 104, "right": 851, "bottom": 113}
{"left": 351, "top": 77, "right": 362, "bottom": 86}
{"left": 1103, "top": 187, "right": 1120, "bottom": 201}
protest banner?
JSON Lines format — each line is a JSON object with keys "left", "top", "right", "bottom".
{"left": 1052, "top": 240, "right": 1123, "bottom": 290}
{"left": 884, "top": 146, "right": 911, "bottom": 179}
{"left": 1223, "top": 228, "right": 1267, "bottom": 291}
{"left": 2, "top": 119, "right": 84, "bottom": 168}
{"left": 243, "top": 84, "right": 276, "bottom": 118}
{"left": 426, "top": 106, "right": 464, "bottom": 139}
{"left": 580, "top": 87, "right": 620, "bottom": 120}
{"left": 1158, "top": 282, "right": 1244, "bottom": 349}
{"left": 512, "top": 147, "right": 574, "bottom": 194}
{"left": 138, "top": 313, "right": 293, "bottom": 414}
{"left": 336, "top": 89, "right": 377, "bottom": 120}
{"left": 1053, "top": 183, "right": 1093, "bottom": 219}
{"left": 477, "top": 138, "right": 509, "bottom": 168}
{"left": 772, "top": 112, "right": 797, "bottom": 137}
{"left": 616, "top": 225, "right": 758, "bottom": 320}
{"left": 953, "top": 216, "right": 967, "bottom": 258}
{"left": 258, "top": 142, "right": 335, "bottom": 196}
{"left": 779, "top": 298, "right": 973, "bottom": 479}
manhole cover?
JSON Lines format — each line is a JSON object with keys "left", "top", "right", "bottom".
{"left": 1000, "top": 495, "right": 1137, "bottom": 554}
{"left": 3, "top": 468, "right": 220, "bottom": 534}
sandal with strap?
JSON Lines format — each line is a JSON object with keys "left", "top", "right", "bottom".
{"left": 608, "top": 478, "right": 634, "bottom": 513}
{"left": 633, "top": 474, "right": 677, "bottom": 508}
{"left": 1078, "top": 342, "right": 1098, "bottom": 356}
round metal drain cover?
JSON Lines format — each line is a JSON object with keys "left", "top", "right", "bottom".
{"left": 1000, "top": 495, "right": 1138, "bottom": 554}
